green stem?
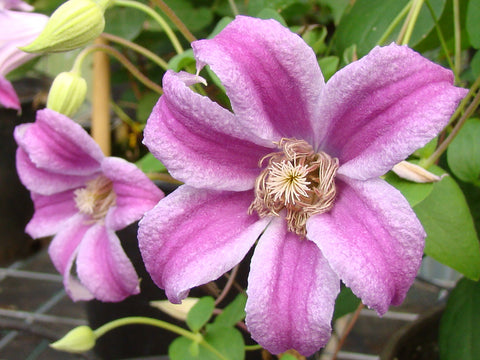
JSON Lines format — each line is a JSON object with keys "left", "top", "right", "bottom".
{"left": 228, "top": 0, "right": 239, "bottom": 16}
{"left": 93, "top": 316, "right": 228, "bottom": 360}
{"left": 101, "top": 32, "right": 168, "bottom": 70}
{"left": 377, "top": 1, "right": 412, "bottom": 46}
{"left": 150, "top": 0, "right": 197, "bottom": 43}
{"left": 401, "top": 0, "right": 425, "bottom": 45}
{"left": 245, "top": 344, "right": 263, "bottom": 351}
{"left": 453, "top": 0, "right": 461, "bottom": 82}
{"left": 425, "top": 0, "right": 455, "bottom": 75}
{"left": 112, "top": 0, "right": 183, "bottom": 54}
{"left": 420, "top": 76, "right": 480, "bottom": 168}
{"left": 73, "top": 44, "right": 163, "bottom": 94}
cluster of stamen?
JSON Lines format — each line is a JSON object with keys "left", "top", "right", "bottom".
{"left": 74, "top": 175, "right": 116, "bottom": 223}
{"left": 248, "top": 138, "right": 339, "bottom": 236}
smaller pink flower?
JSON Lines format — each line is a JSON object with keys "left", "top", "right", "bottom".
{"left": 0, "top": 2, "right": 48, "bottom": 110}
{"left": 15, "top": 108, "right": 164, "bottom": 302}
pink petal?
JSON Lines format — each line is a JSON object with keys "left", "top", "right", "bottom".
{"left": 14, "top": 109, "right": 104, "bottom": 176}
{"left": 145, "top": 71, "right": 272, "bottom": 191}
{"left": 0, "top": 0, "right": 34, "bottom": 12}
{"left": 48, "top": 213, "right": 90, "bottom": 275}
{"left": 138, "top": 185, "right": 269, "bottom": 303}
{"left": 76, "top": 224, "right": 140, "bottom": 302}
{"left": 63, "top": 248, "right": 94, "bottom": 302}
{"left": 306, "top": 177, "right": 425, "bottom": 315}
{"left": 317, "top": 44, "right": 467, "bottom": 180}
{"left": 102, "top": 157, "right": 164, "bottom": 231}
{"left": 193, "top": 16, "right": 325, "bottom": 145}
{"left": 15, "top": 147, "right": 98, "bottom": 196}
{"left": 26, "top": 190, "right": 78, "bottom": 238}
{"left": 0, "top": 76, "right": 20, "bottom": 110}
{"left": 246, "top": 217, "right": 339, "bottom": 356}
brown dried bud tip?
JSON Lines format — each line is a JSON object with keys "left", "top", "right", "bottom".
{"left": 249, "top": 138, "right": 339, "bottom": 236}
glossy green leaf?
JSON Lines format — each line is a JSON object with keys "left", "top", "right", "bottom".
{"left": 467, "top": 0, "right": 480, "bottom": 48}
{"left": 414, "top": 166, "right": 480, "bottom": 280}
{"left": 447, "top": 118, "right": 480, "bottom": 185}
{"left": 168, "top": 49, "right": 195, "bottom": 71}
{"left": 255, "top": 8, "right": 287, "bottom": 26}
{"left": 104, "top": 6, "right": 147, "bottom": 41}
{"left": 214, "top": 293, "right": 246, "bottom": 327}
{"left": 318, "top": 56, "right": 339, "bottom": 81}
{"left": 336, "top": 0, "right": 446, "bottom": 57}
{"left": 186, "top": 296, "right": 215, "bottom": 332}
{"left": 204, "top": 325, "right": 244, "bottom": 360}
{"left": 439, "top": 277, "right": 480, "bottom": 360}
{"left": 384, "top": 171, "right": 434, "bottom": 207}
{"left": 333, "top": 285, "right": 361, "bottom": 321}
{"left": 136, "top": 92, "right": 160, "bottom": 123}
{"left": 136, "top": 153, "right": 167, "bottom": 173}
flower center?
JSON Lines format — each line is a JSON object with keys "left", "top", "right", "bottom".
{"left": 249, "top": 138, "right": 339, "bottom": 236}
{"left": 74, "top": 175, "right": 116, "bottom": 222}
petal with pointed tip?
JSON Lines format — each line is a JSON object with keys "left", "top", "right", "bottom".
{"left": 76, "top": 224, "right": 140, "bottom": 302}
{"left": 318, "top": 44, "right": 467, "bottom": 180}
{"left": 307, "top": 177, "right": 425, "bottom": 315}
{"left": 246, "top": 217, "right": 339, "bottom": 356}
{"left": 138, "top": 185, "right": 269, "bottom": 303}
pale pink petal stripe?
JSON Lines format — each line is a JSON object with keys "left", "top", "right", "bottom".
{"left": 193, "top": 16, "right": 325, "bottom": 145}
{"left": 318, "top": 44, "right": 467, "bottom": 180}
{"left": 102, "top": 157, "right": 164, "bottom": 231}
{"left": 307, "top": 177, "right": 425, "bottom": 314}
{"left": 138, "top": 185, "right": 269, "bottom": 303}
{"left": 76, "top": 225, "right": 140, "bottom": 302}
{"left": 246, "top": 217, "right": 339, "bottom": 356}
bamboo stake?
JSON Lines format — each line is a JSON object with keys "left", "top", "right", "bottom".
{"left": 91, "top": 38, "right": 111, "bottom": 156}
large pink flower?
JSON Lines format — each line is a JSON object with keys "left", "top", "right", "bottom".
{"left": 15, "top": 108, "right": 164, "bottom": 302}
{"left": 138, "top": 16, "right": 467, "bottom": 355}
{"left": 0, "top": 1, "right": 48, "bottom": 110}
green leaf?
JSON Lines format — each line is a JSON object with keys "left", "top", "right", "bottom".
{"left": 333, "top": 285, "right": 361, "bottom": 321}
{"left": 318, "top": 56, "right": 339, "bottom": 81}
{"left": 255, "top": 8, "right": 287, "bottom": 26}
{"left": 169, "top": 326, "right": 245, "bottom": 360}
{"left": 136, "top": 92, "right": 160, "bottom": 123}
{"left": 447, "top": 118, "right": 480, "bottom": 185}
{"left": 414, "top": 166, "right": 480, "bottom": 280}
{"left": 214, "top": 293, "right": 246, "bottom": 327}
{"left": 439, "top": 278, "right": 480, "bottom": 360}
{"left": 204, "top": 325, "right": 245, "bottom": 360}
{"left": 319, "top": 0, "right": 350, "bottom": 24}
{"left": 467, "top": 0, "right": 480, "bottom": 48}
{"left": 208, "top": 17, "right": 234, "bottom": 39}
{"left": 104, "top": 6, "right": 147, "bottom": 41}
{"left": 168, "top": 49, "right": 195, "bottom": 72}
{"left": 135, "top": 153, "right": 167, "bottom": 173}
{"left": 335, "top": 0, "right": 446, "bottom": 57}
{"left": 186, "top": 296, "right": 215, "bottom": 332}
{"left": 384, "top": 171, "right": 434, "bottom": 207}
{"left": 472, "top": 50, "right": 480, "bottom": 78}
{"left": 164, "top": 0, "right": 213, "bottom": 32}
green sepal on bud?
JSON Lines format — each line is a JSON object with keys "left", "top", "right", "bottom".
{"left": 47, "top": 71, "right": 87, "bottom": 117}
{"left": 50, "top": 325, "right": 96, "bottom": 353}
{"left": 22, "top": 0, "right": 110, "bottom": 53}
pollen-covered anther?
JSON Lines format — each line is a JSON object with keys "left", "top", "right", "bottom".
{"left": 74, "top": 175, "right": 116, "bottom": 222}
{"left": 249, "top": 138, "right": 339, "bottom": 236}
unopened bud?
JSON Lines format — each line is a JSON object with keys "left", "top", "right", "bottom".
{"left": 392, "top": 161, "right": 443, "bottom": 183}
{"left": 22, "top": 0, "right": 110, "bottom": 53}
{"left": 150, "top": 297, "right": 199, "bottom": 321}
{"left": 50, "top": 325, "right": 96, "bottom": 353}
{"left": 47, "top": 71, "right": 87, "bottom": 117}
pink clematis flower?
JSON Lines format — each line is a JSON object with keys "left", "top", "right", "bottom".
{"left": 0, "top": 1, "right": 48, "bottom": 110}
{"left": 138, "top": 16, "right": 467, "bottom": 355}
{"left": 15, "top": 108, "right": 164, "bottom": 302}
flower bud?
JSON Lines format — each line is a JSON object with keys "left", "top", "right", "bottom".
{"left": 392, "top": 161, "right": 443, "bottom": 183}
{"left": 150, "top": 297, "right": 199, "bottom": 321}
{"left": 50, "top": 325, "right": 96, "bottom": 353}
{"left": 22, "top": 0, "right": 110, "bottom": 53}
{"left": 47, "top": 71, "right": 87, "bottom": 117}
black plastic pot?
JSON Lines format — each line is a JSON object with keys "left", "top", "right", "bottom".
{"left": 380, "top": 306, "right": 444, "bottom": 360}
